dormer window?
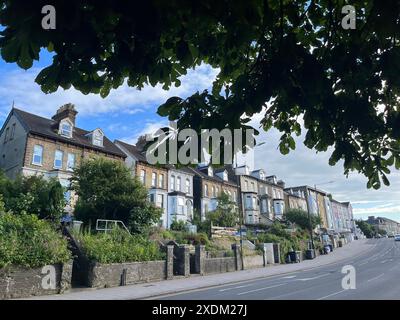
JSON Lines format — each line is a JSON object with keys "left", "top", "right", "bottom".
{"left": 59, "top": 120, "right": 73, "bottom": 138}
{"left": 92, "top": 129, "right": 104, "bottom": 147}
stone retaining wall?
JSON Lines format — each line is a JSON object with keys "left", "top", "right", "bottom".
{"left": 0, "top": 262, "right": 72, "bottom": 300}
{"left": 243, "top": 254, "right": 265, "bottom": 269}
{"left": 204, "top": 257, "right": 237, "bottom": 274}
{"left": 87, "top": 260, "right": 168, "bottom": 288}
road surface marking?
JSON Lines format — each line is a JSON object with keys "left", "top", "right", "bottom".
{"left": 381, "top": 260, "right": 388, "bottom": 264}
{"left": 281, "top": 276, "right": 297, "bottom": 279}
{"left": 237, "top": 283, "right": 287, "bottom": 296}
{"left": 317, "top": 290, "right": 346, "bottom": 300}
{"left": 367, "top": 273, "right": 384, "bottom": 282}
{"left": 219, "top": 284, "right": 254, "bottom": 292}
{"left": 359, "top": 261, "right": 369, "bottom": 266}
{"left": 297, "top": 274, "right": 329, "bottom": 281}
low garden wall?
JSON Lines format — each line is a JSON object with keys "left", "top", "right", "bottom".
{"left": 243, "top": 254, "right": 265, "bottom": 269}
{"left": 204, "top": 257, "right": 237, "bottom": 274}
{"left": 0, "top": 262, "right": 72, "bottom": 299}
{"left": 86, "top": 260, "right": 168, "bottom": 288}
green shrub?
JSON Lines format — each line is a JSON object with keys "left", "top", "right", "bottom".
{"left": 170, "top": 219, "right": 187, "bottom": 232}
{"left": 74, "top": 228, "right": 164, "bottom": 264}
{"left": 0, "top": 211, "right": 70, "bottom": 268}
{"left": 268, "top": 221, "right": 290, "bottom": 239}
{"left": 171, "top": 231, "right": 210, "bottom": 246}
{"left": 0, "top": 172, "right": 66, "bottom": 221}
{"left": 160, "top": 229, "right": 175, "bottom": 240}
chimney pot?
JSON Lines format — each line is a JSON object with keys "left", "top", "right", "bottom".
{"left": 52, "top": 103, "right": 78, "bottom": 126}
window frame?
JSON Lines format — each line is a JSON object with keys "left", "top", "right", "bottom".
{"left": 140, "top": 169, "right": 146, "bottom": 184}
{"left": 158, "top": 174, "right": 164, "bottom": 188}
{"left": 67, "top": 153, "right": 76, "bottom": 171}
{"left": 204, "top": 184, "right": 209, "bottom": 197}
{"left": 185, "top": 178, "right": 190, "bottom": 194}
{"left": 170, "top": 175, "right": 175, "bottom": 191}
{"left": 32, "top": 145, "right": 44, "bottom": 166}
{"left": 60, "top": 121, "right": 72, "bottom": 138}
{"left": 151, "top": 172, "right": 157, "bottom": 187}
{"left": 54, "top": 150, "right": 64, "bottom": 169}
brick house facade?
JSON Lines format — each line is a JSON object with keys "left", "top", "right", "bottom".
{"left": 0, "top": 104, "right": 126, "bottom": 212}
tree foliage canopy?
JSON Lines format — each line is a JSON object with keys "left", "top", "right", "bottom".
{"left": 285, "top": 208, "right": 322, "bottom": 230}
{"left": 0, "top": 171, "right": 65, "bottom": 220}
{"left": 355, "top": 219, "right": 376, "bottom": 238}
{"left": 1, "top": 1, "right": 400, "bottom": 187}
{"left": 208, "top": 192, "right": 238, "bottom": 227}
{"left": 70, "top": 158, "right": 162, "bottom": 234}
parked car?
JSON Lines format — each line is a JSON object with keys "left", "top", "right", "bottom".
{"left": 394, "top": 234, "right": 400, "bottom": 241}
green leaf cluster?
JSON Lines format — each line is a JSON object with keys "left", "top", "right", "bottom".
{"left": 0, "top": 202, "right": 70, "bottom": 268}
{"left": 74, "top": 228, "right": 164, "bottom": 264}
{"left": 0, "top": 171, "right": 66, "bottom": 221}
{"left": 70, "top": 158, "right": 162, "bottom": 234}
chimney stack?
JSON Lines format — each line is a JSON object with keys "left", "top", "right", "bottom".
{"left": 52, "top": 103, "right": 78, "bottom": 126}
{"left": 277, "top": 180, "right": 286, "bottom": 188}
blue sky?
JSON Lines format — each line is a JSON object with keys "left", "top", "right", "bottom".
{"left": 1, "top": 49, "right": 399, "bottom": 222}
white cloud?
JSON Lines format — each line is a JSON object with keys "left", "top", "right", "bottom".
{"left": 244, "top": 110, "right": 400, "bottom": 221}
{"left": 0, "top": 64, "right": 218, "bottom": 120}
{"left": 118, "top": 119, "right": 168, "bottom": 145}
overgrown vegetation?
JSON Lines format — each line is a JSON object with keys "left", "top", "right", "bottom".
{"left": 0, "top": 200, "right": 70, "bottom": 268}
{"left": 0, "top": 171, "right": 66, "bottom": 221}
{"left": 254, "top": 221, "right": 311, "bottom": 263}
{"left": 74, "top": 228, "right": 164, "bottom": 264}
{"left": 207, "top": 193, "right": 238, "bottom": 228}
{"left": 355, "top": 220, "right": 376, "bottom": 238}
{"left": 285, "top": 209, "right": 322, "bottom": 230}
{"left": 70, "top": 158, "right": 162, "bottom": 234}
{"left": 170, "top": 219, "right": 187, "bottom": 232}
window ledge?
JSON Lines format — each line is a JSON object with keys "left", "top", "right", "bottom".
{"left": 31, "top": 163, "right": 43, "bottom": 167}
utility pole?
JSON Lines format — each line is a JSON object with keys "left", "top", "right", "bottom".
{"left": 234, "top": 153, "right": 245, "bottom": 270}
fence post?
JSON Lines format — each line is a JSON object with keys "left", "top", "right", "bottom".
{"left": 177, "top": 245, "right": 190, "bottom": 277}
{"left": 195, "top": 245, "right": 205, "bottom": 275}
{"left": 262, "top": 244, "right": 268, "bottom": 267}
{"left": 166, "top": 245, "right": 174, "bottom": 280}
{"left": 232, "top": 244, "right": 242, "bottom": 270}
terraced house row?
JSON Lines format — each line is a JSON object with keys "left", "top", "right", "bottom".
{"left": 0, "top": 104, "right": 356, "bottom": 240}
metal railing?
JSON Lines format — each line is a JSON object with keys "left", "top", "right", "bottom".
{"left": 95, "top": 219, "right": 130, "bottom": 234}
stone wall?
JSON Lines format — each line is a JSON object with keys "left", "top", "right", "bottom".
{"left": 87, "top": 260, "right": 168, "bottom": 288}
{"left": 204, "top": 257, "right": 237, "bottom": 274}
{"left": 243, "top": 254, "right": 265, "bottom": 269}
{"left": 0, "top": 262, "right": 72, "bottom": 300}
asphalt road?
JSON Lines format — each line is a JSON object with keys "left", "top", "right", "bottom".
{"left": 156, "top": 238, "right": 400, "bottom": 300}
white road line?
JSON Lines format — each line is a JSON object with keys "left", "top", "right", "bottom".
{"left": 237, "top": 283, "right": 287, "bottom": 296}
{"left": 367, "top": 273, "right": 385, "bottom": 282}
{"left": 381, "top": 260, "right": 388, "bottom": 264}
{"left": 317, "top": 290, "right": 346, "bottom": 300}
{"left": 297, "top": 274, "right": 329, "bottom": 282}
{"left": 281, "top": 276, "right": 297, "bottom": 279}
{"left": 358, "top": 261, "right": 369, "bottom": 266}
{"left": 219, "top": 284, "right": 254, "bottom": 292}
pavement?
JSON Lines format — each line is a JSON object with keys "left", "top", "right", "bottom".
{"left": 24, "top": 238, "right": 387, "bottom": 300}
{"left": 157, "top": 238, "right": 400, "bottom": 300}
